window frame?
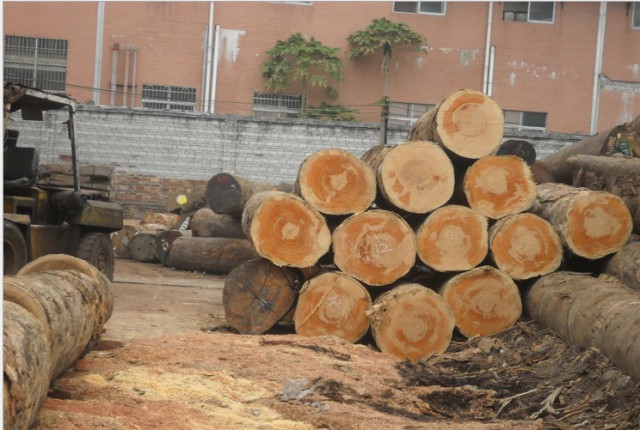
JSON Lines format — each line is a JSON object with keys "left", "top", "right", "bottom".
{"left": 633, "top": 2, "right": 640, "bottom": 29}
{"left": 141, "top": 84, "right": 197, "bottom": 112}
{"left": 503, "top": 2, "right": 555, "bottom": 24}
{"left": 503, "top": 109, "right": 548, "bottom": 131}
{"left": 252, "top": 92, "right": 304, "bottom": 119}
{"left": 4, "top": 35, "right": 68, "bottom": 92}
{"left": 393, "top": 2, "right": 447, "bottom": 16}
{"left": 388, "top": 101, "right": 434, "bottom": 126}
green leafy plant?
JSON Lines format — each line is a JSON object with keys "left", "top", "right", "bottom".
{"left": 299, "top": 102, "right": 360, "bottom": 121}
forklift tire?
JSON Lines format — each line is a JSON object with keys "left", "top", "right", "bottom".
{"left": 75, "top": 232, "right": 115, "bottom": 281}
{"left": 4, "top": 220, "right": 28, "bottom": 276}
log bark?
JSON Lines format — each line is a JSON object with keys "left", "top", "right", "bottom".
{"left": 415, "top": 205, "right": 488, "bottom": 272}
{"left": 223, "top": 258, "right": 303, "bottom": 334}
{"left": 332, "top": 209, "right": 416, "bottom": 286}
{"left": 409, "top": 88, "right": 504, "bottom": 159}
{"left": 241, "top": 190, "right": 331, "bottom": 268}
{"left": 440, "top": 266, "right": 522, "bottom": 338}
{"left": 489, "top": 213, "right": 563, "bottom": 280}
{"left": 526, "top": 271, "right": 640, "bottom": 381}
{"left": 167, "top": 236, "right": 260, "bottom": 274}
{"left": 463, "top": 155, "right": 537, "bottom": 219}
{"left": 361, "top": 140, "right": 455, "bottom": 214}
{"left": 153, "top": 230, "right": 189, "bottom": 266}
{"left": 189, "top": 207, "right": 246, "bottom": 239}
{"left": 142, "top": 212, "right": 181, "bottom": 228}
{"left": 567, "top": 154, "right": 640, "bottom": 234}
{"left": 294, "top": 148, "right": 376, "bottom": 215}
{"left": 494, "top": 139, "right": 536, "bottom": 165}
{"left": 369, "top": 283, "right": 455, "bottom": 361}
{"left": 128, "top": 231, "right": 161, "bottom": 263}
{"left": 529, "top": 183, "right": 633, "bottom": 259}
{"left": 602, "top": 236, "right": 640, "bottom": 290}
{"left": 110, "top": 221, "right": 145, "bottom": 259}
{"left": 293, "top": 272, "right": 371, "bottom": 343}
{"left": 530, "top": 160, "right": 555, "bottom": 184}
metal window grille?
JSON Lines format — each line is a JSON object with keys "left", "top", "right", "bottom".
{"left": 388, "top": 101, "right": 433, "bottom": 126}
{"left": 503, "top": 2, "right": 554, "bottom": 23}
{"left": 393, "top": 2, "right": 445, "bottom": 15}
{"left": 504, "top": 110, "right": 547, "bottom": 131}
{"left": 253, "top": 92, "right": 303, "bottom": 118}
{"left": 4, "top": 35, "right": 68, "bottom": 92}
{"left": 141, "top": 84, "right": 196, "bottom": 111}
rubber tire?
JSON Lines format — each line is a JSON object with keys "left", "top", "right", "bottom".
{"left": 75, "top": 232, "right": 115, "bottom": 281}
{"left": 4, "top": 220, "right": 28, "bottom": 275}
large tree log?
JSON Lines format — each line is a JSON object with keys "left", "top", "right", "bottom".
{"left": 567, "top": 154, "right": 640, "bottom": 234}
{"left": 415, "top": 205, "right": 488, "bottom": 272}
{"left": 293, "top": 272, "right": 371, "bottom": 343}
{"left": 223, "top": 258, "right": 303, "bottom": 334}
{"left": 526, "top": 271, "right": 640, "bottom": 381}
{"left": 440, "top": 266, "right": 522, "bottom": 338}
{"left": 332, "top": 209, "right": 416, "bottom": 286}
{"left": 369, "top": 283, "right": 455, "bottom": 361}
{"left": 494, "top": 139, "right": 536, "bottom": 165}
{"left": 142, "top": 212, "right": 181, "bottom": 228}
{"left": 190, "top": 207, "right": 245, "bottom": 239}
{"left": 489, "top": 213, "right": 563, "bottom": 280}
{"left": 110, "top": 220, "right": 146, "bottom": 259}
{"left": 242, "top": 191, "right": 331, "bottom": 268}
{"left": 409, "top": 88, "right": 504, "bottom": 159}
{"left": 128, "top": 231, "right": 161, "bottom": 263}
{"left": 463, "top": 155, "right": 537, "bottom": 219}
{"left": 602, "top": 236, "right": 640, "bottom": 290}
{"left": 361, "top": 141, "right": 455, "bottom": 214}
{"left": 294, "top": 148, "right": 376, "bottom": 215}
{"left": 529, "top": 183, "right": 633, "bottom": 259}
{"left": 168, "top": 236, "right": 260, "bottom": 274}
{"left": 153, "top": 230, "right": 190, "bottom": 266}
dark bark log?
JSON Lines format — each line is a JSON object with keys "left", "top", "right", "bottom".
{"left": 167, "top": 236, "right": 260, "bottom": 274}
{"left": 494, "top": 139, "right": 536, "bottom": 165}
{"left": 602, "top": 236, "right": 640, "bottom": 290}
{"left": 189, "top": 208, "right": 245, "bottom": 239}
{"left": 128, "top": 231, "right": 161, "bottom": 263}
{"left": 153, "top": 230, "right": 188, "bottom": 266}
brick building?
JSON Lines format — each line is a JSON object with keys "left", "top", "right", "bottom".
{"left": 4, "top": 1, "right": 640, "bottom": 134}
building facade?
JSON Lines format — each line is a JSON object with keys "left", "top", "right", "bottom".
{"left": 4, "top": 1, "right": 640, "bottom": 134}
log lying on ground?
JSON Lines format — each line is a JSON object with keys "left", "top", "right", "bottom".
{"left": 526, "top": 271, "right": 640, "bottom": 381}
{"left": 494, "top": 139, "right": 536, "bottom": 165}
{"left": 415, "top": 205, "right": 488, "bottom": 272}
{"left": 142, "top": 212, "right": 181, "bottom": 229}
{"left": 409, "top": 88, "right": 504, "bottom": 159}
{"left": 361, "top": 141, "right": 455, "bottom": 214}
{"left": 295, "top": 148, "right": 376, "bottom": 215}
{"left": 602, "top": 236, "right": 640, "bottom": 290}
{"left": 529, "top": 183, "right": 633, "bottom": 259}
{"left": 223, "top": 258, "right": 303, "bottom": 334}
{"left": 463, "top": 155, "right": 537, "bottom": 219}
{"left": 168, "top": 236, "right": 260, "bottom": 274}
{"left": 568, "top": 154, "right": 640, "bottom": 234}
{"left": 153, "top": 230, "right": 189, "bottom": 266}
{"left": 190, "top": 208, "right": 245, "bottom": 239}
{"left": 440, "top": 266, "right": 522, "bottom": 338}
{"left": 110, "top": 220, "right": 146, "bottom": 259}
{"left": 369, "top": 283, "right": 455, "bottom": 361}
{"left": 489, "top": 213, "right": 563, "bottom": 280}
{"left": 128, "top": 231, "right": 161, "bottom": 263}
{"left": 332, "top": 209, "right": 416, "bottom": 286}
{"left": 293, "top": 272, "right": 371, "bottom": 343}
{"left": 242, "top": 191, "right": 331, "bottom": 268}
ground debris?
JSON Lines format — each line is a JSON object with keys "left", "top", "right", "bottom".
{"left": 397, "top": 321, "right": 640, "bottom": 429}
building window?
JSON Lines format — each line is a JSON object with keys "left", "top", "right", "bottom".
{"left": 393, "top": 2, "right": 446, "bottom": 15}
{"left": 504, "top": 110, "right": 547, "bottom": 131}
{"left": 253, "top": 92, "right": 303, "bottom": 118}
{"left": 633, "top": 2, "right": 640, "bottom": 29}
{"left": 141, "top": 84, "right": 196, "bottom": 111}
{"left": 4, "top": 35, "right": 68, "bottom": 92}
{"left": 503, "top": 2, "right": 554, "bottom": 23}
{"left": 388, "top": 101, "right": 434, "bottom": 126}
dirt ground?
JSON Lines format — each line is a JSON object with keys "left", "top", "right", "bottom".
{"left": 31, "top": 260, "right": 640, "bottom": 430}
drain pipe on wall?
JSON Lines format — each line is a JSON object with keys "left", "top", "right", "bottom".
{"left": 482, "top": 1, "right": 494, "bottom": 95}
{"left": 590, "top": 1, "right": 607, "bottom": 135}
{"left": 203, "top": 2, "right": 215, "bottom": 113}
{"left": 110, "top": 43, "right": 119, "bottom": 106}
{"left": 211, "top": 25, "right": 221, "bottom": 114}
{"left": 92, "top": 1, "right": 105, "bottom": 105}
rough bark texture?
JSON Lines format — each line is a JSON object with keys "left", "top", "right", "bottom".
{"left": 294, "top": 148, "right": 376, "bottom": 215}
{"left": 241, "top": 191, "right": 331, "bottom": 268}
{"left": 168, "top": 236, "right": 260, "bottom": 274}
{"left": 526, "top": 271, "right": 640, "bottom": 381}
{"left": 293, "top": 272, "right": 371, "bottom": 343}
{"left": 128, "top": 231, "right": 161, "bottom": 263}
{"left": 370, "top": 283, "right": 455, "bottom": 361}
{"left": 190, "top": 208, "right": 246, "bottom": 239}
{"left": 494, "top": 139, "right": 536, "bottom": 165}
{"left": 602, "top": 236, "right": 640, "bottom": 290}
{"left": 110, "top": 222, "right": 146, "bottom": 259}
{"left": 440, "top": 266, "right": 522, "bottom": 338}
{"left": 153, "top": 230, "right": 188, "bottom": 266}
{"left": 415, "top": 205, "right": 488, "bottom": 272}
{"left": 530, "top": 160, "right": 556, "bottom": 184}
{"left": 529, "top": 183, "right": 633, "bottom": 259}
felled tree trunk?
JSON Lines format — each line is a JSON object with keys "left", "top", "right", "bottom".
{"left": 241, "top": 191, "right": 331, "bottom": 268}
{"left": 361, "top": 140, "right": 455, "bottom": 214}
{"left": 168, "top": 236, "right": 260, "bottom": 274}
{"left": 494, "top": 139, "right": 536, "bottom": 165}
{"left": 142, "top": 212, "right": 181, "bottom": 229}
{"left": 440, "top": 266, "right": 522, "bottom": 338}
{"left": 526, "top": 271, "right": 640, "bottom": 381}
{"left": 602, "top": 236, "right": 640, "bottom": 291}
{"left": 332, "top": 209, "right": 416, "bottom": 286}
{"left": 529, "top": 183, "right": 633, "bottom": 259}
{"left": 293, "top": 272, "right": 371, "bottom": 343}
{"left": 489, "top": 213, "right": 563, "bottom": 280}
{"left": 223, "top": 258, "right": 303, "bottom": 334}
{"left": 128, "top": 231, "right": 161, "bottom": 263}
{"left": 190, "top": 208, "right": 245, "bottom": 239}
{"left": 153, "top": 230, "right": 189, "bottom": 266}
{"left": 409, "top": 88, "right": 504, "bottom": 159}
{"left": 294, "top": 148, "right": 376, "bottom": 215}
{"left": 415, "top": 205, "right": 488, "bottom": 272}
{"left": 110, "top": 221, "right": 145, "bottom": 259}
{"left": 369, "top": 283, "right": 455, "bottom": 361}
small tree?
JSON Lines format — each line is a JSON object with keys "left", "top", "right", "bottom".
{"left": 261, "top": 33, "right": 345, "bottom": 110}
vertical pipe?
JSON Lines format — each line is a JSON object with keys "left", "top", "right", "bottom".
{"left": 482, "top": 2, "right": 494, "bottom": 94}
{"left": 93, "top": 1, "right": 105, "bottom": 105}
{"left": 590, "top": 2, "right": 607, "bottom": 134}
{"left": 68, "top": 106, "right": 80, "bottom": 192}
{"left": 110, "top": 43, "right": 119, "bottom": 106}
{"left": 488, "top": 45, "right": 495, "bottom": 97}
{"left": 203, "top": 2, "right": 215, "bottom": 113}
{"left": 130, "top": 48, "right": 137, "bottom": 107}
{"left": 122, "top": 46, "right": 130, "bottom": 107}
{"left": 201, "top": 29, "right": 208, "bottom": 112}
{"left": 211, "top": 24, "right": 221, "bottom": 113}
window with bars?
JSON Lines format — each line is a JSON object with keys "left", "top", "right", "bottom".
{"left": 504, "top": 110, "right": 547, "bottom": 131}
{"left": 393, "top": 2, "right": 446, "bottom": 15}
{"left": 388, "top": 101, "right": 434, "bottom": 126}
{"left": 141, "top": 84, "right": 197, "bottom": 111}
{"left": 4, "top": 35, "right": 68, "bottom": 92}
{"left": 253, "top": 92, "right": 303, "bottom": 118}
{"left": 503, "top": 2, "right": 555, "bottom": 23}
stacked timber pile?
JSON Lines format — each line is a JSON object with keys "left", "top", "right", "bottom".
{"left": 37, "top": 163, "right": 115, "bottom": 201}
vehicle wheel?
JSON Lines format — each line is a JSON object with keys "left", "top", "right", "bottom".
{"left": 4, "top": 220, "right": 28, "bottom": 275}
{"left": 75, "top": 232, "right": 115, "bottom": 281}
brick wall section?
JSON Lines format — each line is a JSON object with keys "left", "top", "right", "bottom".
{"left": 10, "top": 107, "right": 583, "bottom": 218}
